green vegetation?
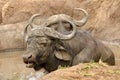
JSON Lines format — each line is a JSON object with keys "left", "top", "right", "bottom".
{"left": 58, "top": 65, "right": 70, "bottom": 69}
{"left": 107, "top": 69, "right": 120, "bottom": 74}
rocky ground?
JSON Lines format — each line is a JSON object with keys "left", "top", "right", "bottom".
{"left": 41, "top": 63, "right": 120, "bottom": 80}
{"left": 0, "top": 0, "right": 120, "bottom": 80}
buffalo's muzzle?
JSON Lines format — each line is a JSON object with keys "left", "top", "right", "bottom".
{"left": 23, "top": 53, "right": 35, "bottom": 68}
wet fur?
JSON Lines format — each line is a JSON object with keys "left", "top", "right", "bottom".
{"left": 32, "top": 30, "right": 115, "bottom": 72}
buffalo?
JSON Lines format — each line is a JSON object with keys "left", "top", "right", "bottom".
{"left": 23, "top": 8, "right": 115, "bottom": 72}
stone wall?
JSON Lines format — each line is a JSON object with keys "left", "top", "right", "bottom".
{"left": 0, "top": 22, "right": 26, "bottom": 52}
{"left": 0, "top": 0, "right": 9, "bottom": 23}
{"left": 0, "top": 0, "right": 120, "bottom": 51}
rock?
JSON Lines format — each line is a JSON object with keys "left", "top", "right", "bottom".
{"left": 0, "top": 22, "right": 26, "bottom": 51}
{"left": 0, "top": 0, "right": 120, "bottom": 51}
{"left": 2, "top": 0, "right": 92, "bottom": 24}
{"left": 89, "top": 0, "right": 120, "bottom": 41}
{"left": 2, "top": 0, "right": 120, "bottom": 41}
{"left": 0, "top": 0, "right": 9, "bottom": 23}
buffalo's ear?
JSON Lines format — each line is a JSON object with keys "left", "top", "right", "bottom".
{"left": 54, "top": 50, "right": 72, "bottom": 61}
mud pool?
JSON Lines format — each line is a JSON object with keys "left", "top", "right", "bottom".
{"left": 0, "top": 51, "right": 46, "bottom": 80}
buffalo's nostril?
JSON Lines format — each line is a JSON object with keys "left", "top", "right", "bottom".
{"left": 28, "top": 55, "right": 32, "bottom": 59}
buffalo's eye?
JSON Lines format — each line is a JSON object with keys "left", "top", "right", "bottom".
{"left": 40, "top": 43, "right": 47, "bottom": 47}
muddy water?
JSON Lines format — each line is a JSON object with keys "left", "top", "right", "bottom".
{"left": 0, "top": 44, "right": 119, "bottom": 80}
{"left": 0, "top": 51, "right": 46, "bottom": 80}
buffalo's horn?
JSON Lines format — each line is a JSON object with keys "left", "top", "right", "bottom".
{"left": 24, "top": 24, "right": 30, "bottom": 41}
{"left": 28, "top": 14, "right": 41, "bottom": 28}
{"left": 74, "top": 8, "right": 88, "bottom": 27}
{"left": 42, "top": 20, "right": 76, "bottom": 40}
{"left": 24, "top": 14, "right": 41, "bottom": 41}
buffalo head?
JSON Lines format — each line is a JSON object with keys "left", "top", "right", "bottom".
{"left": 23, "top": 8, "right": 88, "bottom": 70}
{"left": 23, "top": 20, "right": 77, "bottom": 70}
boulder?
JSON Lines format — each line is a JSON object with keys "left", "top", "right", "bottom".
{"left": 90, "top": 0, "right": 120, "bottom": 41}
{"left": 2, "top": 0, "right": 120, "bottom": 41}
{"left": 0, "top": 22, "right": 26, "bottom": 52}
{"left": 2, "top": 0, "right": 81, "bottom": 24}
{"left": 0, "top": 0, "right": 120, "bottom": 51}
{"left": 0, "top": 0, "right": 9, "bottom": 23}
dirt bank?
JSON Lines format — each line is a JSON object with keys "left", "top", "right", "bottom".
{"left": 41, "top": 63, "right": 120, "bottom": 80}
